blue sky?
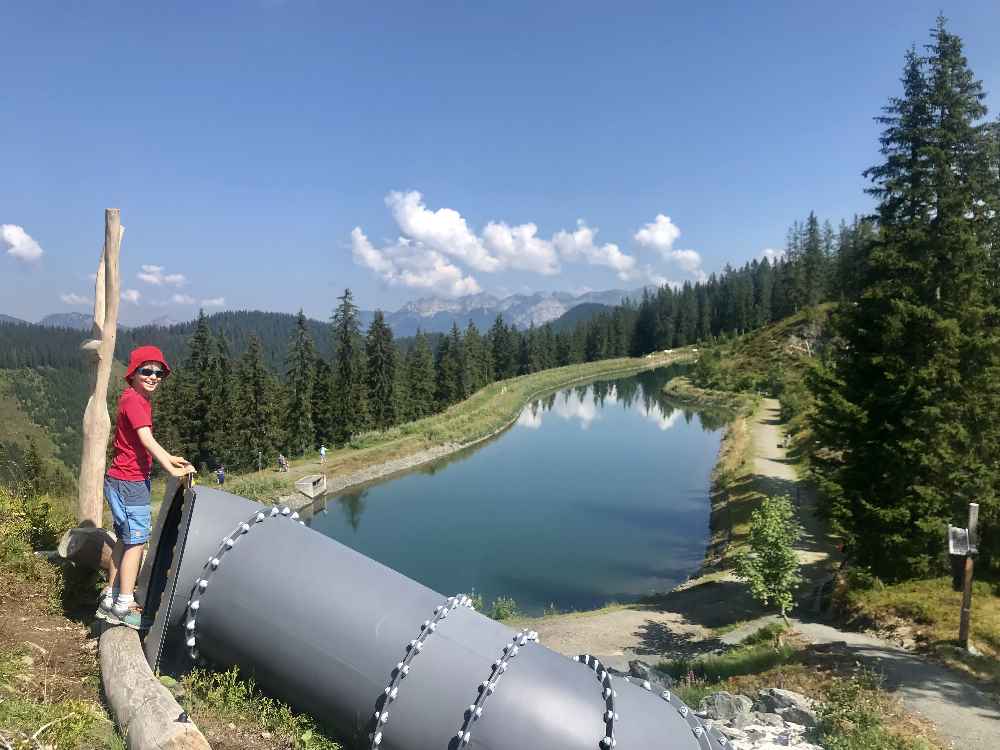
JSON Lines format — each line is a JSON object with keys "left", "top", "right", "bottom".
{"left": 3, "top": 1, "right": 999, "bottom": 324}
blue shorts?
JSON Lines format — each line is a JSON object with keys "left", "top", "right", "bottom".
{"left": 104, "top": 476, "right": 152, "bottom": 545}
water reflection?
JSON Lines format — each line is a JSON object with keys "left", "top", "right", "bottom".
{"left": 517, "top": 372, "right": 690, "bottom": 433}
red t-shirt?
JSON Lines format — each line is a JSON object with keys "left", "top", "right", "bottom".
{"left": 107, "top": 387, "right": 153, "bottom": 481}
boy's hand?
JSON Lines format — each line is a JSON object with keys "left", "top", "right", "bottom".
{"left": 168, "top": 456, "right": 195, "bottom": 479}
{"left": 169, "top": 463, "right": 196, "bottom": 478}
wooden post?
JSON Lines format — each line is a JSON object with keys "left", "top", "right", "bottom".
{"left": 958, "top": 502, "right": 979, "bottom": 650}
{"left": 77, "top": 209, "right": 123, "bottom": 527}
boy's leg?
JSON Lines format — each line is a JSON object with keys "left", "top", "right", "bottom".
{"left": 116, "top": 542, "right": 144, "bottom": 597}
{"left": 111, "top": 484, "right": 152, "bottom": 630}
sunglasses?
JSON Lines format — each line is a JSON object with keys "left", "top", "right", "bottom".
{"left": 137, "top": 367, "right": 166, "bottom": 378}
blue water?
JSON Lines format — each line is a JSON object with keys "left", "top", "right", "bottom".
{"left": 306, "top": 367, "right": 725, "bottom": 614}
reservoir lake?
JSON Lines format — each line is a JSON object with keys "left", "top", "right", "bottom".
{"left": 306, "top": 367, "right": 726, "bottom": 614}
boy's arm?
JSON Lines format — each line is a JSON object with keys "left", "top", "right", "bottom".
{"left": 136, "top": 427, "right": 195, "bottom": 478}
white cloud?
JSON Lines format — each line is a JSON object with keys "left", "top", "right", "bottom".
{"left": 634, "top": 214, "right": 681, "bottom": 254}
{"left": 201, "top": 297, "right": 226, "bottom": 307}
{"left": 634, "top": 214, "right": 707, "bottom": 281}
{"left": 481, "top": 221, "right": 559, "bottom": 275}
{"left": 171, "top": 293, "right": 196, "bottom": 304}
{"left": 60, "top": 292, "right": 91, "bottom": 305}
{"left": 553, "top": 221, "right": 637, "bottom": 280}
{"left": 387, "top": 191, "right": 500, "bottom": 273}
{"left": 761, "top": 247, "right": 785, "bottom": 263}
{"left": 641, "top": 266, "right": 680, "bottom": 289}
{"left": 353, "top": 191, "right": 653, "bottom": 289}
{"left": 138, "top": 264, "right": 187, "bottom": 286}
{"left": 351, "top": 228, "right": 481, "bottom": 297}
{"left": 668, "top": 248, "right": 707, "bottom": 281}
{"left": 121, "top": 289, "right": 141, "bottom": 303}
{"left": 2, "top": 224, "right": 44, "bottom": 262}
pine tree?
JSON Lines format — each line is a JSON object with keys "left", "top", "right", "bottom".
{"left": 284, "top": 310, "right": 316, "bottom": 456}
{"left": 312, "top": 358, "right": 334, "bottom": 448}
{"left": 462, "top": 322, "right": 490, "bottom": 393}
{"left": 405, "top": 330, "right": 437, "bottom": 420}
{"left": 812, "top": 19, "right": 1000, "bottom": 576}
{"left": 365, "top": 311, "right": 397, "bottom": 430}
{"left": 330, "top": 289, "right": 368, "bottom": 445}
{"left": 232, "top": 336, "right": 280, "bottom": 471}
{"left": 435, "top": 323, "right": 466, "bottom": 406}
{"left": 205, "top": 335, "right": 236, "bottom": 467}
{"left": 488, "top": 316, "right": 516, "bottom": 379}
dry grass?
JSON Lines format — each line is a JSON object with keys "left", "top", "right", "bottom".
{"left": 702, "top": 403, "right": 759, "bottom": 567}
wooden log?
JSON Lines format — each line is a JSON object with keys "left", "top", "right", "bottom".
{"left": 57, "top": 526, "right": 116, "bottom": 571}
{"left": 100, "top": 626, "right": 212, "bottom": 750}
{"left": 78, "top": 209, "right": 124, "bottom": 527}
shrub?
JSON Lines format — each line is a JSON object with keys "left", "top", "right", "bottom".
{"left": 489, "top": 596, "right": 520, "bottom": 620}
{"left": 735, "top": 495, "right": 803, "bottom": 622}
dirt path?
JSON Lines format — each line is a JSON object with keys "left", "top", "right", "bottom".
{"left": 752, "top": 398, "right": 841, "bottom": 604}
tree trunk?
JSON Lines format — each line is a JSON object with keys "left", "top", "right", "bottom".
{"left": 100, "top": 626, "right": 211, "bottom": 750}
{"left": 77, "top": 209, "right": 123, "bottom": 527}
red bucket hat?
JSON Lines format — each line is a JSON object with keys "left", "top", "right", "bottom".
{"left": 125, "top": 345, "right": 171, "bottom": 380}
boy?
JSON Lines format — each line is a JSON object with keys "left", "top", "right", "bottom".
{"left": 97, "top": 345, "right": 194, "bottom": 629}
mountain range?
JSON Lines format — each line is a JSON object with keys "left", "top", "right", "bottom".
{"left": 17, "top": 288, "right": 642, "bottom": 337}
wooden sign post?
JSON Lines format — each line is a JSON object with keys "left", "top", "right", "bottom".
{"left": 956, "top": 503, "right": 979, "bottom": 651}
{"left": 77, "top": 209, "right": 124, "bottom": 527}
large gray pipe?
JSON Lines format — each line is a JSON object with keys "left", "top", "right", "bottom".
{"left": 137, "top": 483, "right": 725, "bottom": 750}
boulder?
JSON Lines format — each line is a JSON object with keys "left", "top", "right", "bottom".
{"left": 754, "top": 711, "right": 786, "bottom": 728}
{"left": 697, "top": 691, "right": 753, "bottom": 721}
{"left": 756, "top": 687, "right": 814, "bottom": 714}
{"left": 626, "top": 659, "right": 673, "bottom": 691}
{"left": 777, "top": 706, "right": 818, "bottom": 727}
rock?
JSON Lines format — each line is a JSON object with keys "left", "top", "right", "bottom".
{"left": 698, "top": 691, "right": 753, "bottom": 721}
{"left": 627, "top": 659, "right": 653, "bottom": 679}
{"left": 777, "top": 706, "right": 817, "bottom": 727}
{"left": 627, "top": 659, "right": 673, "bottom": 691}
{"left": 754, "top": 711, "right": 785, "bottom": 727}
{"left": 716, "top": 724, "right": 748, "bottom": 740}
{"left": 730, "top": 712, "right": 755, "bottom": 730}
{"left": 756, "top": 688, "right": 814, "bottom": 714}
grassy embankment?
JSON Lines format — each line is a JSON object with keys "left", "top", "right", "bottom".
{"left": 216, "top": 350, "right": 695, "bottom": 503}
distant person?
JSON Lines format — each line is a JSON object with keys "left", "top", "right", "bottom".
{"left": 278, "top": 453, "right": 289, "bottom": 472}
{"left": 96, "top": 346, "right": 194, "bottom": 630}
{"left": 216, "top": 465, "right": 225, "bottom": 486}
{"left": 319, "top": 445, "right": 327, "bottom": 464}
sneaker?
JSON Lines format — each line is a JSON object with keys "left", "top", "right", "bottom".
{"left": 95, "top": 596, "right": 117, "bottom": 622}
{"left": 112, "top": 602, "right": 148, "bottom": 631}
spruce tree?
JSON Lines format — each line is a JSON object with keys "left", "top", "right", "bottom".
{"left": 812, "top": 19, "right": 1000, "bottom": 577}
{"left": 205, "top": 334, "right": 236, "bottom": 467}
{"left": 284, "top": 310, "right": 316, "bottom": 456}
{"left": 233, "top": 336, "right": 280, "bottom": 471}
{"left": 312, "top": 358, "right": 335, "bottom": 448}
{"left": 365, "top": 311, "right": 397, "bottom": 430}
{"left": 330, "top": 288, "right": 368, "bottom": 445}
{"left": 462, "top": 322, "right": 490, "bottom": 393}
{"left": 405, "top": 330, "right": 437, "bottom": 419}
